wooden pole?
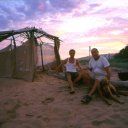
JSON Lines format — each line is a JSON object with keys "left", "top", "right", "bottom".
{"left": 89, "top": 46, "right": 91, "bottom": 58}
{"left": 12, "top": 35, "right": 17, "bottom": 75}
{"left": 40, "top": 43, "right": 45, "bottom": 71}
{"left": 54, "top": 37, "right": 61, "bottom": 66}
{"left": 30, "top": 31, "right": 36, "bottom": 81}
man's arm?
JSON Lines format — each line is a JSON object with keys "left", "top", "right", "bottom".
{"left": 104, "top": 66, "right": 111, "bottom": 80}
{"left": 102, "top": 56, "right": 111, "bottom": 80}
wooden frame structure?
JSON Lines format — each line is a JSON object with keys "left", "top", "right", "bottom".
{"left": 0, "top": 27, "right": 61, "bottom": 81}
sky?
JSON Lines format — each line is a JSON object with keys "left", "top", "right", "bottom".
{"left": 0, "top": 0, "right": 128, "bottom": 59}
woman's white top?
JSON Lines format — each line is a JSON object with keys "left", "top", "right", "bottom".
{"left": 65, "top": 58, "right": 77, "bottom": 72}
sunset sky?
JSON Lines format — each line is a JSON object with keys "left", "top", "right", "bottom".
{"left": 0, "top": 0, "right": 128, "bottom": 59}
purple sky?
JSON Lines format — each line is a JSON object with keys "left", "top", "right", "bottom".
{"left": 0, "top": 0, "right": 128, "bottom": 59}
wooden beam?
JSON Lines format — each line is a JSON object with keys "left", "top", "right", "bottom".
{"left": 54, "top": 37, "right": 61, "bottom": 66}
{"left": 40, "top": 43, "right": 45, "bottom": 71}
{"left": 29, "top": 31, "right": 36, "bottom": 81}
{"left": 12, "top": 35, "right": 17, "bottom": 75}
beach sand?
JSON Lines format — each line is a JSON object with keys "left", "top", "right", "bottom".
{"left": 0, "top": 72, "right": 128, "bottom": 128}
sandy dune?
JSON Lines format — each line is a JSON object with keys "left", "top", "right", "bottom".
{"left": 0, "top": 72, "right": 128, "bottom": 128}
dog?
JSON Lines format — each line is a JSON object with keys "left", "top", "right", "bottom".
{"left": 81, "top": 70, "right": 127, "bottom": 105}
{"left": 98, "top": 78, "right": 125, "bottom": 105}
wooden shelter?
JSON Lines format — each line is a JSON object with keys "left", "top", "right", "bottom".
{"left": 0, "top": 27, "right": 61, "bottom": 81}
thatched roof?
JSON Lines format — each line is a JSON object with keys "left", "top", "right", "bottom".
{"left": 0, "top": 27, "right": 59, "bottom": 42}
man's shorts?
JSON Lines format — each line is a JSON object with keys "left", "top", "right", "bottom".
{"left": 65, "top": 72, "right": 79, "bottom": 80}
{"left": 89, "top": 72, "right": 106, "bottom": 81}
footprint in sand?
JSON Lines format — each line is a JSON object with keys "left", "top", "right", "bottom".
{"left": 41, "top": 97, "right": 54, "bottom": 105}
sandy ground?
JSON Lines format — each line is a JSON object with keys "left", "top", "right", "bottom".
{"left": 0, "top": 71, "right": 128, "bottom": 128}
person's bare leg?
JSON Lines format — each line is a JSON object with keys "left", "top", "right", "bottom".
{"left": 88, "top": 79, "right": 100, "bottom": 96}
{"left": 66, "top": 74, "right": 75, "bottom": 93}
{"left": 74, "top": 72, "right": 82, "bottom": 83}
{"left": 82, "top": 70, "right": 91, "bottom": 82}
{"left": 81, "top": 79, "right": 100, "bottom": 104}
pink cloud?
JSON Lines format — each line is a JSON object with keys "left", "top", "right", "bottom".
{"left": 0, "top": 0, "right": 128, "bottom": 59}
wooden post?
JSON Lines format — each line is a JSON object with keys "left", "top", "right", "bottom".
{"left": 30, "top": 31, "right": 36, "bottom": 81}
{"left": 12, "top": 35, "right": 17, "bottom": 75}
{"left": 40, "top": 43, "right": 45, "bottom": 71}
{"left": 54, "top": 37, "right": 61, "bottom": 66}
{"left": 89, "top": 46, "right": 91, "bottom": 57}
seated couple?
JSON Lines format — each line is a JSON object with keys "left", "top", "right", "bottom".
{"left": 57, "top": 48, "right": 111, "bottom": 104}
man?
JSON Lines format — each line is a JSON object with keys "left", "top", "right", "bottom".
{"left": 81, "top": 48, "right": 111, "bottom": 104}
{"left": 56, "top": 49, "right": 82, "bottom": 94}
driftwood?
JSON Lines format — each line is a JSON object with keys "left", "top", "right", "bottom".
{"left": 111, "top": 80, "right": 128, "bottom": 90}
{"left": 47, "top": 70, "right": 128, "bottom": 90}
{"left": 47, "top": 71, "right": 66, "bottom": 80}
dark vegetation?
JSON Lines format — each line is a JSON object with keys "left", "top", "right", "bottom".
{"left": 109, "top": 45, "right": 128, "bottom": 69}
